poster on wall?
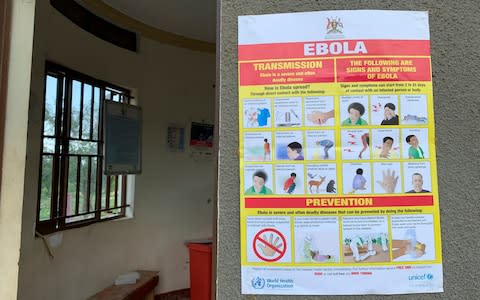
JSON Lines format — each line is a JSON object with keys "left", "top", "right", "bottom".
{"left": 104, "top": 100, "right": 142, "bottom": 175}
{"left": 238, "top": 10, "right": 443, "bottom": 295}
{"left": 190, "top": 122, "right": 214, "bottom": 149}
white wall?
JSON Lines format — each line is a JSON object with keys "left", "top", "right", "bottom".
{"left": 18, "top": 1, "right": 215, "bottom": 299}
{"left": 0, "top": 1, "right": 36, "bottom": 299}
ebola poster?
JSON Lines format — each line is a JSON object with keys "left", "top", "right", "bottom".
{"left": 238, "top": 10, "right": 443, "bottom": 295}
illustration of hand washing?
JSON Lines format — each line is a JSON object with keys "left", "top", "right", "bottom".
{"left": 392, "top": 229, "right": 426, "bottom": 261}
{"left": 302, "top": 235, "right": 336, "bottom": 262}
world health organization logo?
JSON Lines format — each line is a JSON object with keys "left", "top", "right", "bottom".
{"left": 251, "top": 277, "right": 265, "bottom": 289}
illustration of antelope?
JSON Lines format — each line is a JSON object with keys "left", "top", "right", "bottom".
{"left": 308, "top": 176, "right": 326, "bottom": 193}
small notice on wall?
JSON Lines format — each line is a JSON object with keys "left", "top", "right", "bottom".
{"left": 238, "top": 10, "right": 443, "bottom": 295}
{"left": 167, "top": 125, "right": 185, "bottom": 152}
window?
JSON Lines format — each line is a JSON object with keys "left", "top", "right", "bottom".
{"left": 37, "top": 62, "right": 133, "bottom": 234}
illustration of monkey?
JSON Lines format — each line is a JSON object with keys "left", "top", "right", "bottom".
{"left": 326, "top": 180, "right": 336, "bottom": 193}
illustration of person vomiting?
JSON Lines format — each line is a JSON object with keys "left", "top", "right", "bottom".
{"left": 342, "top": 102, "right": 368, "bottom": 126}
{"left": 283, "top": 173, "right": 297, "bottom": 194}
{"left": 287, "top": 142, "right": 304, "bottom": 160}
{"left": 406, "top": 134, "right": 425, "bottom": 159}
{"left": 380, "top": 103, "right": 399, "bottom": 125}
{"left": 352, "top": 168, "right": 367, "bottom": 192}
{"left": 392, "top": 229, "right": 426, "bottom": 260}
{"left": 406, "top": 173, "right": 430, "bottom": 193}
{"left": 313, "top": 139, "right": 334, "bottom": 160}
{"left": 244, "top": 170, "right": 273, "bottom": 195}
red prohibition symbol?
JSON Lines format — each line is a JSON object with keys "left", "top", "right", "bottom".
{"left": 253, "top": 228, "right": 287, "bottom": 262}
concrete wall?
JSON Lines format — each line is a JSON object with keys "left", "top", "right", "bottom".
{"left": 217, "top": 0, "right": 480, "bottom": 299}
{"left": 0, "top": 1, "right": 36, "bottom": 299}
{"left": 17, "top": 1, "right": 215, "bottom": 299}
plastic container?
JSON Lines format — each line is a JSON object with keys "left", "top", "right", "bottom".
{"left": 187, "top": 243, "right": 212, "bottom": 300}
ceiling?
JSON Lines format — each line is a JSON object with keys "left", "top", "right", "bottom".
{"left": 98, "top": 0, "right": 217, "bottom": 43}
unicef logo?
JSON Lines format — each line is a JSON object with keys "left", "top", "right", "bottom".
{"left": 409, "top": 273, "right": 435, "bottom": 281}
{"left": 251, "top": 277, "right": 265, "bottom": 289}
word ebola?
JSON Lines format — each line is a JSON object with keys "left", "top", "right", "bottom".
{"left": 304, "top": 41, "right": 367, "bottom": 56}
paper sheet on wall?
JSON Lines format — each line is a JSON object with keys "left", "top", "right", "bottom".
{"left": 238, "top": 10, "right": 443, "bottom": 295}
